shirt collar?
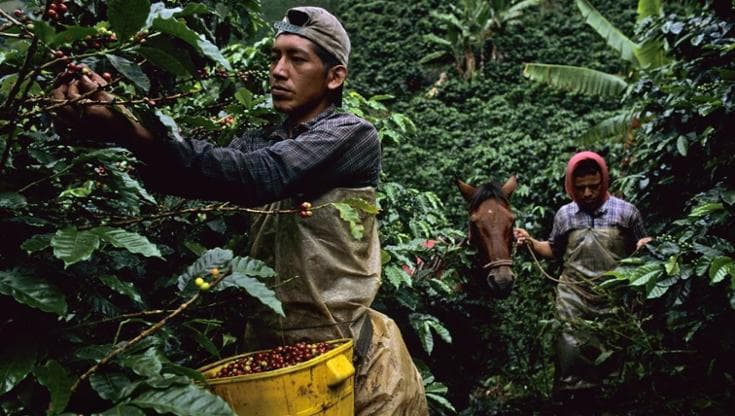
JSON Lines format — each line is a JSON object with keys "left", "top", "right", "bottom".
{"left": 268, "top": 105, "right": 337, "bottom": 140}
{"left": 575, "top": 197, "right": 610, "bottom": 217}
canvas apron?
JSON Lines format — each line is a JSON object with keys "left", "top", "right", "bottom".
{"left": 247, "top": 187, "right": 428, "bottom": 416}
{"left": 554, "top": 227, "right": 627, "bottom": 391}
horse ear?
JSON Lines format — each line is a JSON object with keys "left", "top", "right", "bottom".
{"left": 456, "top": 178, "right": 477, "bottom": 202}
{"left": 501, "top": 175, "right": 517, "bottom": 198}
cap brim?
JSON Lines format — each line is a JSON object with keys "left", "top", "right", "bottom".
{"left": 273, "top": 21, "right": 305, "bottom": 35}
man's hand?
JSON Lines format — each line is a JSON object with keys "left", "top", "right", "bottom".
{"left": 636, "top": 236, "right": 653, "bottom": 251}
{"left": 513, "top": 228, "right": 532, "bottom": 246}
{"left": 514, "top": 227, "right": 555, "bottom": 259}
{"left": 50, "top": 68, "right": 152, "bottom": 143}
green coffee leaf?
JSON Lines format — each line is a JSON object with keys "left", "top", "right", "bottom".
{"left": 709, "top": 256, "right": 735, "bottom": 284}
{"left": 384, "top": 264, "right": 413, "bottom": 289}
{"left": 21, "top": 233, "right": 52, "bottom": 254}
{"left": 0, "top": 192, "right": 27, "bottom": 210}
{"left": 151, "top": 18, "right": 231, "bottom": 70}
{"left": 177, "top": 248, "right": 233, "bottom": 291}
{"left": 90, "top": 372, "right": 135, "bottom": 401}
{"left": 91, "top": 227, "right": 162, "bottom": 258}
{"left": 98, "top": 274, "right": 143, "bottom": 304}
{"left": 332, "top": 202, "right": 364, "bottom": 239}
{"left": 222, "top": 273, "right": 284, "bottom": 317}
{"left": 51, "top": 26, "right": 99, "bottom": 47}
{"left": 0, "top": 269, "right": 67, "bottom": 315}
{"left": 107, "top": 54, "right": 151, "bottom": 92}
{"left": 229, "top": 256, "right": 276, "bottom": 279}
{"left": 97, "top": 405, "right": 147, "bottom": 416}
{"left": 138, "top": 47, "right": 191, "bottom": 77}
{"left": 51, "top": 227, "right": 101, "bottom": 268}
{"left": 109, "top": 0, "right": 151, "bottom": 42}
{"left": 129, "top": 385, "right": 236, "bottom": 416}
{"left": 34, "top": 360, "right": 73, "bottom": 415}
{"left": 0, "top": 336, "right": 37, "bottom": 395}
{"left": 119, "top": 348, "right": 163, "bottom": 379}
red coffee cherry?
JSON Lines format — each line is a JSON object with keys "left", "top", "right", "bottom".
{"left": 102, "top": 72, "right": 112, "bottom": 82}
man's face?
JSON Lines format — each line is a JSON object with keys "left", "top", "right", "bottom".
{"left": 269, "top": 34, "right": 330, "bottom": 121}
{"left": 573, "top": 172, "right": 603, "bottom": 211}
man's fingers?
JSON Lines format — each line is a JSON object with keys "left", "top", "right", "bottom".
{"left": 84, "top": 71, "right": 109, "bottom": 88}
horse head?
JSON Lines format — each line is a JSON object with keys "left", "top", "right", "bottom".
{"left": 456, "top": 175, "right": 517, "bottom": 299}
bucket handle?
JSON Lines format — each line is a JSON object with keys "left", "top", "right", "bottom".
{"left": 325, "top": 355, "right": 355, "bottom": 388}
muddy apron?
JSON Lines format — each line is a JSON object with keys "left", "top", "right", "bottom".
{"left": 554, "top": 227, "right": 628, "bottom": 391}
{"left": 248, "top": 187, "right": 428, "bottom": 416}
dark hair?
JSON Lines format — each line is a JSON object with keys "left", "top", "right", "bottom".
{"left": 311, "top": 41, "right": 344, "bottom": 106}
{"left": 469, "top": 182, "right": 509, "bottom": 212}
{"left": 573, "top": 159, "right": 601, "bottom": 178}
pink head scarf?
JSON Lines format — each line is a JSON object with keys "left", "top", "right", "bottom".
{"left": 564, "top": 151, "right": 610, "bottom": 204}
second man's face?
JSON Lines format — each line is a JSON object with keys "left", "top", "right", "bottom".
{"left": 573, "top": 172, "right": 603, "bottom": 210}
{"left": 269, "top": 34, "right": 330, "bottom": 120}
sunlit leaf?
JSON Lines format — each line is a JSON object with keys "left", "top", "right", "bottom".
{"left": 523, "top": 63, "right": 628, "bottom": 96}
{"left": 332, "top": 202, "right": 365, "bottom": 239}
{"left": 91, "top": 227, "right": 162, "bottom": 258}
{"left": 51, "top": 227, "right": 101, "bottom": 268}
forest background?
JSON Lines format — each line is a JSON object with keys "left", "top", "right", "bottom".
{"left": 1, "top": 0, "right": 733, "bottom": 415}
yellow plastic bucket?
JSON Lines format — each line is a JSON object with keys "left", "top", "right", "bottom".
{"left": 198, "top": 339, "right": 355, "bottom": 416}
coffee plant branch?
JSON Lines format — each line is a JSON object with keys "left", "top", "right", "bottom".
{"left": 70, "top": 292, "right": 201, "bottom": 393}
{"left": 86, "top": 203, "right": 331, "bottom": 229}
{"left": 0, "top": 35, "right": 39, "bottom": 173}
{"left": 20, "top": 90, "right": 195, "bottom": 119}
{"left": 69, "top": 266, "right": 234, "bottom": 393}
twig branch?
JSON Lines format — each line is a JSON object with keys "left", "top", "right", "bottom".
{"left": 70, "top": 292, "right": 201, "bottom": 393}
{"left": 88, "top": 202, "right": 328, "bottom": 229}
{"left": 69, "top": 266, "right": 233, "bottom": 392}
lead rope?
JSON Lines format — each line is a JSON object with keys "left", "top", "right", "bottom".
{"left": 523, "top": 243, "right": 608, "bottom": 289}
{"left": 523, "top": 243, "right": 564, "bottom": 283}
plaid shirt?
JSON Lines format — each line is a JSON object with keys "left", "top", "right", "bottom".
{"left": 142, "top": 106, "right": 381, "bottom": 206}
{"left": 548, "top": 196, "right": 647, "bottom": 258}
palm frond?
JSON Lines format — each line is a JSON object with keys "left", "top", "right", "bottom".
{"left": 523, "top": 63, "right": 629, "bottom": 97}
{"left": 576, "top": 0, "right": 639, "bottom": 65}
{"left": 579, "top": 112, "right": 637, "bottom": 145}
{"left": 636, "top": 0, "right": 663, "bottom": 23}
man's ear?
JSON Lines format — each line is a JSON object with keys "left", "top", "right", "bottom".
{"left": 327, "top": 65, "right": 347, "bottom": 91}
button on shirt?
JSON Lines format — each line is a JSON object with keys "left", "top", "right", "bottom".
{"left": 547, "top": 196, "right": 647, "bottom": 258}
{"left": 140, "top": 106, "right": 381, "bottom": 206}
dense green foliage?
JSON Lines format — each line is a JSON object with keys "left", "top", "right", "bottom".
{"left": 337, "top": 0, "right": 735, "bottom": 413}
{"left": 1, "top": 0, "right": 734, "bottom": 415}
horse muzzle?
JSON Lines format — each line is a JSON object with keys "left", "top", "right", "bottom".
{"left": 484, "top": 259, "right": 514, "bottom": 298}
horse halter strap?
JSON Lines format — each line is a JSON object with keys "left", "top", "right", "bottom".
{"left": 483, "top": 259, "right": 513, "bottom": 270}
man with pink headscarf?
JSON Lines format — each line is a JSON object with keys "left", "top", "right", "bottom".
{"left": 514, "top": 151, "right": 651, "bottom": 403}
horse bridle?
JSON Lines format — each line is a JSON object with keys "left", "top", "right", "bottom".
{"left": 467, "top": 220, "right": 516, "bottom": 272}
{"left": 482, "top": 258, "right": 513, "bottom": 271}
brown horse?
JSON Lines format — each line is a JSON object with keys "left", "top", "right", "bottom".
{"left": 456, "top": 175, "right": 517, "bottom": 298}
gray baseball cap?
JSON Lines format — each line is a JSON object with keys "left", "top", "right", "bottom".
{"left": 273, "top": 7, "right": 350, "bottom": 67}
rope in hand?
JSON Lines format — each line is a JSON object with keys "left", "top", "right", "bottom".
{"left": 522, "top": 243, "right": 612, "bottom": 289}
{"left": 522, "top": 242, "right": 565, "bottom": 284}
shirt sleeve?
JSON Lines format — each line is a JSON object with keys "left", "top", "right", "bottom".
{"left": 135, "top": 115, "right": 379, "bottom": 206}
{"left": 628, "top": 205, "right": 647, "bottom": 242}
{"left": 547, "top": 208, "right": 568, "bottom": 260}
